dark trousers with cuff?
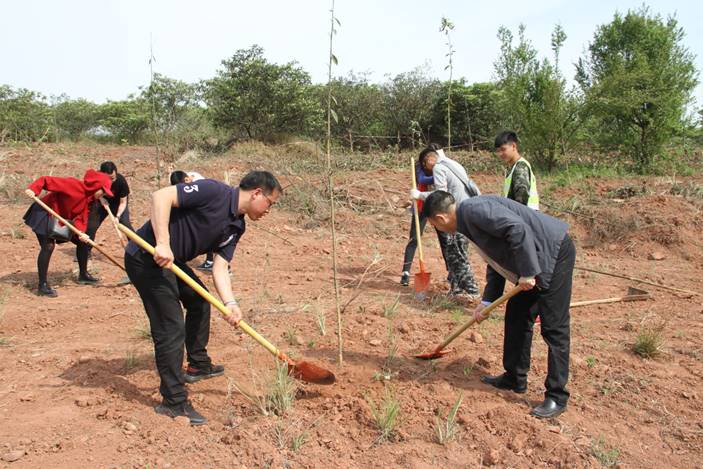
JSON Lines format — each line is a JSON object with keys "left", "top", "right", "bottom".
{"left": 125, "top": 249, "right": 212, "bottom": 406}
{"left": 502, "top": 234, "right": 575, "bottom": 406}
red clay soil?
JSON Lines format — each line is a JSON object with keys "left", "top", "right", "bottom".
{"left": 0, "top": 143, "right": 702, "bottom": 468}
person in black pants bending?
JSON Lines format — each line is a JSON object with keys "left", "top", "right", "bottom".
{"left": 125, "top": 171, "right": 282, "bottom": 425}
{"left": 83, "top": 161, "right": 134, "bottom": 283}
{"left": 86, "top": 161, "right": 133, "bottom": 239}
{"left": 423, "top": 191, "right": 575, "bottom": 419}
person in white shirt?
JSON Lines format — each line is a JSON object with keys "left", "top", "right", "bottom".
{"left": 410, "top": 145, "right": 481, "bottom": 297}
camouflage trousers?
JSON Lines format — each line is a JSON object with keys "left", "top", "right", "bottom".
{"left": 438, "top": 231, "right": 479, "bottom": 295}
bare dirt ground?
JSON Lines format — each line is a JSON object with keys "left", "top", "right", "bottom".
{"left": 0, "top": 143, "right": 702, "bottom": 468}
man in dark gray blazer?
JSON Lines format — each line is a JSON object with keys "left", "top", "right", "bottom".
{"left": 422, "top": 190, "right": 576, "bottom": 418}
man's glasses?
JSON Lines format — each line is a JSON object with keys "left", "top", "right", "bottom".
{"left": 262, "top": 192, "right": 276, "bottom": 208}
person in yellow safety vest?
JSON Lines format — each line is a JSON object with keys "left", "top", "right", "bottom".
{"left": 495, "top": 131, "right": 539, "bottom": 210}
{"left": 494, "top": 131, "right": 543, "bottom": 327}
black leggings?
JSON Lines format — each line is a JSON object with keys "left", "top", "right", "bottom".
{"left": 35, "top": 233, "right": 89, "bottom": 285}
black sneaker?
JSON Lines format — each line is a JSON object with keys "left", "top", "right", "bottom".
{"left": 154, "top": 401, "right": 207, "bottom": 426}
{"left": 480, "top": 373, "right": 527, "bottom": 394}
{"left": 38, "top": 283, "right": 58, "bottom": 298}
{"left": 77, "top": 273, "right": 99, "bottom": 285}
{"left": 400, "top": 272, "right": 410, "bottom": 286}
{"left": 184, "top": 364, "right": 225, "bottom": 383}
{"left": 196, "top": 260, "right": 213, "bottom": 272}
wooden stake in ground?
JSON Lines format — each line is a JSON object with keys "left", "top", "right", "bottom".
{"left": 325, "top": 0, "right": 343, "bottom": 366}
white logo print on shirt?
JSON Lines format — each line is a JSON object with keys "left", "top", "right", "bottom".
{"left": 219, "top": 235, "right": 234, "bottom": 247}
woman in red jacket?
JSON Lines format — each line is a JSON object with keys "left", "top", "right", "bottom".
{"left": 23, "top": 169, "right": 114, "bottom": 297}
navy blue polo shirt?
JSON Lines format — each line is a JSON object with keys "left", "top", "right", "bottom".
{"left": 126, "top": 179, "right": 246, "bottom": 263}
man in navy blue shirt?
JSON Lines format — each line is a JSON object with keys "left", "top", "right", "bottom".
{"left": 125, "top": 171, "right": 282, "bottom": 425}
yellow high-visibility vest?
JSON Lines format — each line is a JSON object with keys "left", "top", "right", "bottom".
{"left": 503, "top": 157, "right": 539, "bottom": 210}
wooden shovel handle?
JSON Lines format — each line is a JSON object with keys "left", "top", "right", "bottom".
{"left": 99, "top": 197, "right": 127, "bottom": 248}
{"left": 575, "top": 266, "right": 699, "bottom": 296}
{"left": 410, "top": 157, "right": 425, "bottom": 265}
{"left": 117, "top": 223, "right": 292, "bottom": 364}
{"left": 28, "top": 194, "right": 125, "bottom": 272}
{"left": 433, "top": 285, "right": 523, "bottom": 353}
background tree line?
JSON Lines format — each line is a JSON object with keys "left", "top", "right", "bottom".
{"left": 0, "top": 7, "right": 699, "bottom": 173}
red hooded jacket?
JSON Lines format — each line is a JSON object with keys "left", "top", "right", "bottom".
{"left": 27, "top": 170, "right": 114, "bottom": 232}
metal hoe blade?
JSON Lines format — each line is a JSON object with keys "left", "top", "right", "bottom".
{"left": 288, "top": 361, "right": 336, "bottom": 385}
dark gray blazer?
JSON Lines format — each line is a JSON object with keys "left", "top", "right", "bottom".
{"left": 455, "top": 195, "right": 569, "bottom": 301}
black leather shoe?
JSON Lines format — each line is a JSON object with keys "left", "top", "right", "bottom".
{"left": 155, "top": 401, "right": 207, "bottom": 425}
{"left": 38, "top": 283, "right": 58, "bottom": 298}
{"left": 184, "top": 364, "right": 225, "bottom": 384}
{"left": 480, "top": 373, "right": 527, "bottom": 393}
{"left": 77, "top": 273, "right": 99, "bottom": 285}
{"left": 530, "top": 398, "right": 566, "bottom": 419}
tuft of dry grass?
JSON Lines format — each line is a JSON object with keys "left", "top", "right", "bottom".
{"left": 632, "top": 323, "right": 665, "bottom": 358}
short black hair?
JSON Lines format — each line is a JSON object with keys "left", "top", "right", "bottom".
{"left": 421, "top": 190, "right": 455, "bottom": 218}
{"left": 169, "top": 170, "right": 188, "bottom": 185}
{"left": 99, "top": 161, "right": 117, "bottom": 174}
{"left": 418, "top": 144, "right": 441, "bottom": 167}
{"left": 494, "top": 131, "right": 519, "bottom": 149}
{"left": 239, "top": 170, "right": 283, "bottom": 195}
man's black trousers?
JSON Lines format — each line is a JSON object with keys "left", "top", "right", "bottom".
{"left": 125, "top": 249, "right": 212, "bottom": 406}
{"left": 502, "top": 234, "right": 575, "bottom": 406}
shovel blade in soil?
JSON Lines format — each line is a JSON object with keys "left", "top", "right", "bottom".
{"left": 288, "top": 361, "right": 336, "bottom": 385}
{"left": 414, "top": 348, "right": 451, "bottom": 360}
{"left": 414, "top": 272, "right": 431, "bottom": 300}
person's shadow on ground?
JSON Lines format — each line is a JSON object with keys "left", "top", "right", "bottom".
{"left": 59, "top": 355, "right": 156, "bottom": 407}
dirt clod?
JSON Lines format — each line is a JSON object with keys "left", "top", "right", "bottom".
{"left": 2, "top": 450, "right": 25, "bottom": 462}
{"left": 174, "top": 416, "right": 191, "bottom": 427}
{"left": 469, "top": 331, "right": 483, "bottom": 344}
{"left": 484, "top": 449, "right": 502, "bottom": 466}
{"left": 648, "top": 251, "right": 666, "bottom": 260}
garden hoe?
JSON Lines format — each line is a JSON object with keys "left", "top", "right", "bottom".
{"left": 415, "top": 285, "right": 523, "bottom": 360}
{"left": 570, "top": 286, "right": 651, "bottom": 308}
{"left": 118, "top": 224, "right": 336, "bottom": 385}
{"left": 410, "top": 157, "right": 430, "bottom": 300}
{"left": 29, "top": 194, "right": 125, "bottom": 272}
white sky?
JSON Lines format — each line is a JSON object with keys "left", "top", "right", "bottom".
{"left": 1, "top": 0, "right": 701, "bottom": 107}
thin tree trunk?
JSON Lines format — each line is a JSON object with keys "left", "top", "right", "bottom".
{"left": 326, "top": 0, "right": 343, "bottom": 366}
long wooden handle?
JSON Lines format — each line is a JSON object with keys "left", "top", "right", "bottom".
{"left": 575, "top": 266, "right": 699, "bottom": 296}
{"left": 410, "top": 157, "right": 425, "bottom": 266}
{"left": 570, "top": 294, "right": 650, "bottom": 308}
{"left": 99, "top": 197, "right": 127, "bottom": 248}
{"left": 118, "top": 223, "right": 291, "bottom": 363}
{"left": 433, "top": 285, "right": 523, "bottom": 353}
{"left": 29, "top": 195, "right": 126, "bottom": 272}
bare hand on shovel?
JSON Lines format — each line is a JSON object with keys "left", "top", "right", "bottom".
{"left": 118, "top": 223, "right": 336, "bottom": 385}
